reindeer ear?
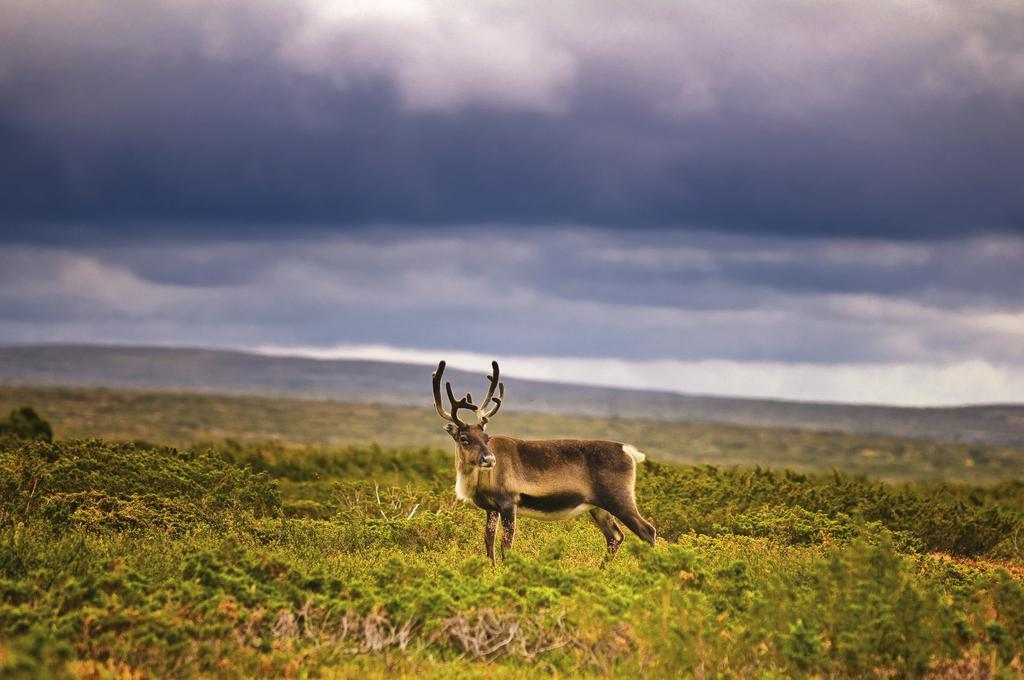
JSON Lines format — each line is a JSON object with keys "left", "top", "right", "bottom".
{"left": 444, "top": 423, "right": 458, "bottom": 438}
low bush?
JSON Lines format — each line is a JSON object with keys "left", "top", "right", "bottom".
{"left": 1, "top": 437, "right": 1022, "bottom": 677}
{"left": 640, "top": 462, "right": 1024, "bottom": 558}
{"left": 0, "top": 438, "right": 280, "bottom": 530}
{"left": 0, "top": 406, "right": 52, "bottom": 443}
{"left": 209, "top": 439, "right": 451, "bottom": 486}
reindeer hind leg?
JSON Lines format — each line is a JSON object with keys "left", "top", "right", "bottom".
{"left": 589, "top": 508, "right": 625, "bottom": 566}
{"left": 606, "top": 500, "right": 657, "bottom": 547}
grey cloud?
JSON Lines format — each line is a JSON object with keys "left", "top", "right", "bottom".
{"left": 1, "top": 1, "right": 1023, "bottom": 238}
{"left": 479, "top": 230, "right": 1024, "bottom": 315}
{"left": 1, "top": 228, "right": 1021, "bottom": 367}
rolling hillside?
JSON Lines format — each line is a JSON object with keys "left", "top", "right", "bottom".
{"left": 1, "top": 344, "right": 1022, "bottom": 447}
{"left": 3, "top": 384, "right": 1024, "bottom": 484}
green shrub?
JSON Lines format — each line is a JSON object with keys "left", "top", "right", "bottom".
{"left": 0, "top": 438, "right": 280, "bottom": 529}
{"left": 2, "top": 437, "right": 1023, "bottom": 677}
{"left": 209, "top": 440, "right": 451, "bottom": 485}
{"left": 0, "top": 406, "right": 52, "bottom": 443}
{"left": 639, "top": 463, "right": 1023, "bottom": 558}
{"left": 0, "top": 629, "right": 74, "bottom": 679}
{"left": 770, "top": 536, "right": 957, "bottom": 677}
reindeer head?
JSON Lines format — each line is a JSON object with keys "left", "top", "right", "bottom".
{"left": 432, "top": 360, "right": 504, "bottom": 470}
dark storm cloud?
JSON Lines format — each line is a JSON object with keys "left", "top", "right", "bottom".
{"left": 2, "top": 228, "right": 1021, "bottom": 367}
{"left": 2, "top": 1, "right": 1023, "bottom": 241}
{"left": 459, "top": 229, "right": 1024, "bottom": 314}
{"left": 2, "top": 1, "right": 1023, "bottom": 404}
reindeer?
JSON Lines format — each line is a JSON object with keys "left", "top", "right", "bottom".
{"left": 431, "top": 360, "right": 656, "bottom": 565}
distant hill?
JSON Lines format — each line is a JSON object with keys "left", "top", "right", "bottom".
{"left": 1, "top": 344, "right": 1021, "bottom": 447}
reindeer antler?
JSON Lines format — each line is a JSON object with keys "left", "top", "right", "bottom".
{"left": 477, "top": 361, "right": 504, "bottom": 424}
{"left": 445, "top": 382, "right": 478, "bottom": 428}
{"left": 432, "top": 359, "right": 504, "bottom": 428}
{"left": 432, "top": 361, "right": 453, "bottom": 421}
{"left": 432, "top": 360, "right": 479, "bottom": 428}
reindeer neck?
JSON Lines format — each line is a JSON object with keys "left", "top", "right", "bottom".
{"left": 454, "top": 458, "right": 497, "bottom": 503}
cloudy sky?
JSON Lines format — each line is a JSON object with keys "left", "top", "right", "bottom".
{"left": 1, "top": 0, "right": 1023, "bottom": 405}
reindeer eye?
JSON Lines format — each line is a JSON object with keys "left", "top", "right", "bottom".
{"left": 460, "top": 437, "right": 470, "bottom": 445}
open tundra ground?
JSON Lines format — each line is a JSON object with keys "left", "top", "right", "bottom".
{"left": 2, "top": 389, "right": 1024, "bottom": 677}
{"left": 2, "top": 385, "right": 1024, "bottom": 485}
{"left": 3, "top": 346, "right": 1023, "bottom": 448}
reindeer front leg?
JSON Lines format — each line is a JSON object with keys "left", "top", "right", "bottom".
{"left": 499, "top": 506, "right": 516, "bottom": 560}
{"left": 484, "top": 511, "right": 499, "bottom": 565}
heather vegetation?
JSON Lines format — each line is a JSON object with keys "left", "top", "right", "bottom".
{"left": 2, "top": 427, "right": 1024, "bottom": 678}
{"left": 3, "top": 385, "right": 1023, "bottom": 484}
{"left": 0, "top": 406, "right": 52, "bottom": 444}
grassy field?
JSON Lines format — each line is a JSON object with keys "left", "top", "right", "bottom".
{"left": 2, "top": 436, "right": 1024, "bottom": 678}
{"left": 2, "top": 385, "right": 1024, "bottom": 484}
{"left": 2, "top": 389, "right": 1024, "bottom": 677}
